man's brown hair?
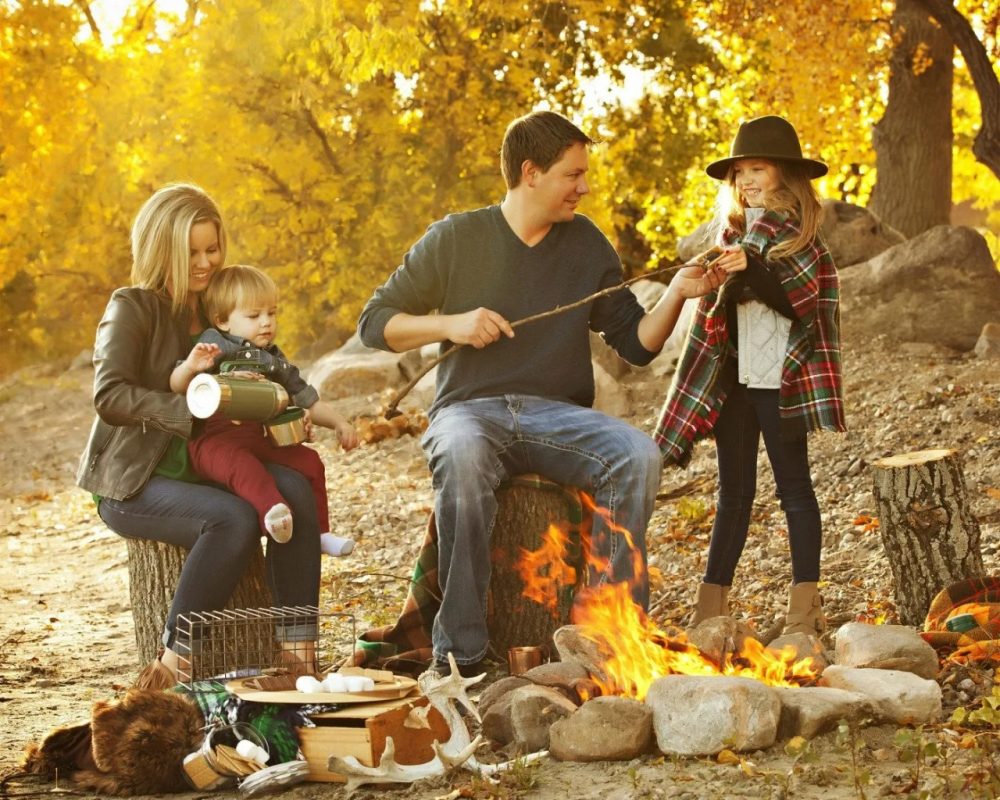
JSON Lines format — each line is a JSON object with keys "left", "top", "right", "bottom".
{"left": 500, "top": 111, "right": 593, "bottom": 189}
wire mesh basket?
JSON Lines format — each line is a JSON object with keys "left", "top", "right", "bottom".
{"left": 173, "top": 604, "right": 356, "bottom": 689}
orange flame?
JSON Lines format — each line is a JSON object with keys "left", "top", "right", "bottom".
{"left": 515, "top": 523, "right": 578, "bottom": 614}
{"left": 516, "top": 500, "right": 818, "bottom": 699}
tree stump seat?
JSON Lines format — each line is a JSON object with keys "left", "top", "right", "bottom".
{"left": 125, "top": 538, "right": 272, "bottom": 666}
{"left": 479, "top": 473, "right": 590, "bottom": 657}
{"left": 872, "top": 448, "right": 984, "bottom": 625}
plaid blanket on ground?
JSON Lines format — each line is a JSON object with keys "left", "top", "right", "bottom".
{"left": 352, "top": 474, "right": 585, "bottom": 675}
{"left": 921, "top": 576, "right": 1000, "bottom": 659}
{"left": 654, "top": 210, "right": 846, "bottom": 466}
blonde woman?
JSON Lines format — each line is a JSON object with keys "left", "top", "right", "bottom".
{"left": 77, "top": 184, "right": 321, "bottom": 685}
{"left": 654, "top": 116, "right": 846, "bottom": 637}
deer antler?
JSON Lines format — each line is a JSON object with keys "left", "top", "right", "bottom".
{"left": 329, "top": 735, "right": 479, "bottom": 794}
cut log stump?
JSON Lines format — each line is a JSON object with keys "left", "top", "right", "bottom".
{"left": 486, "top": 475, "right": 588, "bottom": 658}
{"left": 126, "top": 538, "right": 272, "bottom": 666}
{"left": 871, "top": 448, "right": 983, "bottom": 625}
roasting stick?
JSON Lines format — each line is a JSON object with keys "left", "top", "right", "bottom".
{"left": 382, "top": 250, "right": 724, "bottom": 419}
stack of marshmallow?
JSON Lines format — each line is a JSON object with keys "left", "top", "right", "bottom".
{"left": 295, "top": 672, "right": 377, "bottom": 694}
{"left": 235, "top": 739, "right": 270, "bottom": 764}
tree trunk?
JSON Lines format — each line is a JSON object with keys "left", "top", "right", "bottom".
{"left": 126, "top": 538, "right": 272, "bottom": 666}
{"left": 871, "top": 448, "right": 983, "bottom": 625}
{"left": 488, "top": 477, "right": 587, "bottom": 659}
{"left": 869, "top": 0, "right": 953, "bottom": 237}
{"left": 914, "top": 0, "right": 1000, "bottom": 180}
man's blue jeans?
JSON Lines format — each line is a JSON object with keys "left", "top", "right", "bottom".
{"left": 421, "top": 395, "right": 662, "bottom": 666}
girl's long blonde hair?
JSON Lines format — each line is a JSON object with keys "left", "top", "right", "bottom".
{"left": 720, "top": 161, "right": 822, "bottom": 259}
{"left": 130, "top": 183, "right": 228, "bottom": 315}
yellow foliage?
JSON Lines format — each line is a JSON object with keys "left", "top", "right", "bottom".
{"left": 0, "top": 0, "right": 997, "bottom": 376}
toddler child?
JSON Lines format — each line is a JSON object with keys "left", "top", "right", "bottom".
{"left": 171, "top": 264, "right": 359, "bottom": 556}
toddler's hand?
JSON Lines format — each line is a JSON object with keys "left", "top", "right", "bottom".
{"left": 336, "top": 421, "right": 359, "bottom": 451}
{"left": 185, "top": 342, "right": 221, "bottom": 373}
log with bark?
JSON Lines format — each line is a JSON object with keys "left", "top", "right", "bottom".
{"left": 871, "top": 448, "right": 983, "bottom": 626}
{"left": 126, "top": 538, "right": 272, "bottom": 666}
{"left": 487, "top": 476, "right": 587, "bottom": 657}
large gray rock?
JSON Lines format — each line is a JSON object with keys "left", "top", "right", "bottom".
{"left": 646, "top": 675, "right": 781, "bottom": 755}
{"left": 840, "top": 225, "right": 1000, "bottom": 351}
{"left": 774, "top": 686, "right": 875, "bottom": 739}
{"left": 819, "top": 200, "right": 905, "bottom": 267}
{"left": 510, "top": 685, "right": 579, "bottom": 752}
{"left": 553, "top": 625, "right": 610, "bottom": 684}
{"left": 549, "top": 696, "right": 653, "bottom": 761}
{"left": 686, "top": 616, "right": 761, "bottom": 667}
{"left": 820, "top": 665, "right": 942, "bottom": 725}
{"left": 834, "top": 622, "right": 939, "bottom": 680}
{"left": 677, "top": 222, "right": 715, "bottom": 262}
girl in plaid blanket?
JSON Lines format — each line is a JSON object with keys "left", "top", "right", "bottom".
{"left": 654, "top": 115, "right": 846, "bottom": 638}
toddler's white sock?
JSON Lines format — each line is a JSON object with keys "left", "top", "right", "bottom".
{"left": 320, "top": 533, "right": 355, "bottom": 557}
{"left": 264, "top": 503, "right": 294, "bottom": 543}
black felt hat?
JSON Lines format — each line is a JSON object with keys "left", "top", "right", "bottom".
{"left": 706, "top": 115, "right": 827, "bottom": 180}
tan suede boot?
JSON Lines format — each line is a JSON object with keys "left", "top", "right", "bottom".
{"left": 782, "top": 581, "right": 827, "bottom": 636}
{"left": 690, "top": 582, "right": 730, "bottom": 627}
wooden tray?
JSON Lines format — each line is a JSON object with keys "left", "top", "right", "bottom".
{"left": 225, "top": 670, "right": 417, "bottom": 705}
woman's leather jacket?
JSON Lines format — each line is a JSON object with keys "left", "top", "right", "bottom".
{"left": 76, "top": 288, "right": 196, "bottom": 500}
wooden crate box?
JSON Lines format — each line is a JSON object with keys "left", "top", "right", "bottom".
{"left": 297, "top": 696, "right": 452, "bottom": 782}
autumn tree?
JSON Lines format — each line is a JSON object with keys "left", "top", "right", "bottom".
{"left": 869, "top": 0, "right": 954, "bottom": 236}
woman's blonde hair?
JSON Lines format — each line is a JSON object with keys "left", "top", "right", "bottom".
{"left": 130, "top": 183, "right": 227, "bottom": 314}
{"left": 720, "top": 161, "right": 822, "bottom": 259}
{"left": 203, "top": 265, "right": 278, "bottom": 328}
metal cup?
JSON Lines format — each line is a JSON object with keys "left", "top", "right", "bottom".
{"left": 265, "top": 407, "right": 307, "bottom": 446}
{"left": 507, "top": 645, "right": 547, "bottom": 675}
{"left": 187, "top": 374, "right": 289, "bottom": 421}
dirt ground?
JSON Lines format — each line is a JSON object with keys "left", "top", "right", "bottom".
{"left": 1, "top": 325, "right": 999, "bottom": 799}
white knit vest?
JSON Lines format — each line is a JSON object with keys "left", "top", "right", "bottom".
{"left": 736, "top": 300, "right": 791, "bottom": 389}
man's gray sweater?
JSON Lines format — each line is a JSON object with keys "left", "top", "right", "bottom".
{"left": 358, "top": 205, "right": 657, "bottom": 415}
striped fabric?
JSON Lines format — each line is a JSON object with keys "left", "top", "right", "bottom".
{"left": 654, "top": 209, "right": 846, "bottom": 466}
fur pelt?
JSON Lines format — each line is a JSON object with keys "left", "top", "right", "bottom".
{"left": 23, "top": 689, "right": 205, "bottom": 796}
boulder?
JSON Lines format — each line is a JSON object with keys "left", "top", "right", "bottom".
{"left": 774, "top": 686, "right": 875, "bottom": 739}
{"left": 646, "top": 675, "right": 781, "bottom": 755}
{"left": 840, "top": 225, "right": 1000, "bottom": 351}
{"left": 820, "top": 665, "right": 942, "bottom": 725}
{"left": 549, "top": 696, "right": 653, "bottom": 761}
{"left": 687, "top": 616, "right": 761, "bottom": 666}
{"left": 834, "top": 622, "right": 939, "bottom": 680}
{"left": 819, "top": 200, "right": 905, "bottom": 267}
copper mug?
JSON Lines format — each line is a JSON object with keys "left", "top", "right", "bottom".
{"left": 507, "top": 645, "right": 547, "bottom": 675}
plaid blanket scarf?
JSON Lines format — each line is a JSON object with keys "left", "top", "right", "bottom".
{"left": 654, "top": 209, "right": 846, "bottom": 466}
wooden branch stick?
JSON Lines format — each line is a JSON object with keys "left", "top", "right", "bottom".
{"left": 382, "top": 256, "right": 715, "bottom": 419}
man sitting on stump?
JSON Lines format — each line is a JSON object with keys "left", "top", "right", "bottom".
{"left": 358, "top": 110, "right": 723, "bottom": 675}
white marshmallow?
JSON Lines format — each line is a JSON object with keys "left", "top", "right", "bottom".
{"left": 295, "top": 675, "right": 323, "bottom": 693}
{"left": 321, "top": 674, "right": 348, "bottom": 693}
{"left": 236, "top": 740, "right": 257, "bottom": 759}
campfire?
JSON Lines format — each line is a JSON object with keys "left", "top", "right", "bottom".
{"left": 516, "top": 495, "right": 820, "bottom": 699}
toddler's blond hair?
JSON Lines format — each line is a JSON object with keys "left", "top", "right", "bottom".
{"left": 204, "top": 265, "right": 278, "bottom": 327}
